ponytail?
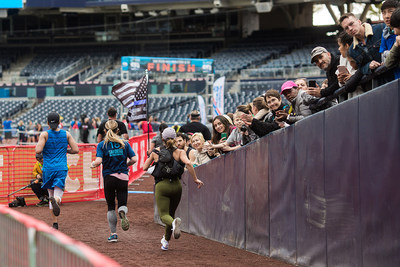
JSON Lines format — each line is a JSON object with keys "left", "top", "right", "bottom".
{"left": 164, "top": 138, "right": 176, "bottom": 150}
{"left": 103, "top": 120, "right": 125, "bottom": 149}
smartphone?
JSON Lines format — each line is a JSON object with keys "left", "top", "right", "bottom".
{"left": 337, "top": 65, "right": 349, "bottom": 74}
{"left": 308, "top": 80, "right": 317, "bottom": 87}
{"left": 221, "top": 132, "right": 227, "bottom": 139}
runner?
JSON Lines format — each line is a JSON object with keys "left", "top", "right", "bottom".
{"left": 143, "top": 127, "right": 204, "bottom": 251}
{"left": 90, "top": 120, "right": 137, "bottom": 242}
{"left": 35, "top": 112, "right": 79, "bottom": 230}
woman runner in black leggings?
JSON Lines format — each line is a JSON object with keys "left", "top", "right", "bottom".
{"left": 143, "top": 127, "right": 203, "bottom": 251}
{"left": 91, "top": 120, "right": 137, "bottom": 242}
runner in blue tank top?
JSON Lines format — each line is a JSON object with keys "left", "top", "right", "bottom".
{"left": 36, "top": 112, "right": 79, "bottom": 230}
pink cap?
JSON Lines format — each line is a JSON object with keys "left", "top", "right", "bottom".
{"left": 280, "top": 81, "right": 297, "bottom": 94}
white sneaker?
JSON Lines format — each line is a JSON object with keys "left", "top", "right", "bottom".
{"left": 172, "top": 217, "right": 181, "bottom": 239}
{"left": 161, "top": 235, "right": 169, "bottom": 251}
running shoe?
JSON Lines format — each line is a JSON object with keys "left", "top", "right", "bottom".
{"left": 119, "top": 210, "right": 130, "bottom": 231}
{"left": 161, "top": 235, "right": 169, "bottom": 251}
{"left": 108, "top": 233, "right": 118, "bottom": 243}
{"left": 49, "top": 197, "right": 60, "bottom": 216}
{"left": 36, "top": 199, "right": 49, "bottom": 207}
{"left": 172, "top": 217, "right": 181, "bottom": 239}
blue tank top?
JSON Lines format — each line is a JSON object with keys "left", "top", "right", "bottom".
{"left": 43, "top": 129, "right": 68, "bottom": 172}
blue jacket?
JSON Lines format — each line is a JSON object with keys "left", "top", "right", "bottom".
{"left": 348, "top": 23, "right": 385, "bottom": 75}
{"left": 380, "top": 26, "right": 400, "bottom": 79}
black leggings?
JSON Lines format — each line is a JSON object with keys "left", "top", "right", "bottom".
{"left": 104, "top": 175, "right": 128, "bottom": 211}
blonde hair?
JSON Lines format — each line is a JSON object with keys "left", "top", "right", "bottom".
{"left": 103, "top": 120, "right": 125, "bottom": 149}
{"left": 191, "top": 132, "right": 205, "bottom": 144}
{"left": 233, "top": 111, "right": 244, "bottom": 119}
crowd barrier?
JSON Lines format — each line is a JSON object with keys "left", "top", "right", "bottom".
{"left": 0, "top": 133, "right": 155, "bottom": 206}
{"left": 129, "top": 132, "right": 156, "bottom": 183}
{"left": 0, "top": 205, "right": 120, "bottom": 266}
{"left": 163, "top": 79, "right": 400, "bottom": 266}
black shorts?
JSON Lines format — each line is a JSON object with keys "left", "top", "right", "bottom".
{"left": 5, "top": 132, "right": 12, "bottom": 139}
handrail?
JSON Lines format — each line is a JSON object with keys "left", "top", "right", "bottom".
{"left": 314, "top": 65, "right": 389, "bottom": 108}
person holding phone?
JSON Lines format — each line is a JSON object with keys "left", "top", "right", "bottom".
{"left": 274, "top": 81, "right": 320, "bottom": 124}
{"left": 309, "top": 46, "right": 340, "bottom": 98}
{"left": 211, "top": 115, "right": 235, "bottom": 154}
{"left": 336, "top": 30, "right": 365, "bottom": 99}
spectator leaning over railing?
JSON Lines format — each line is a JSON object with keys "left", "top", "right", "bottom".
{"left": 308, "top": 46, "right": 340, "bottom": 99}
{"left": 206, "top": 111, "right": 258, "bottom": 153}
{"left": 339, "top": 13, "right": 391, "bottom": 87}
{"left": 336, "top": 31, "right": 365, "bottom": 99}
{"left": 241, "top": 105, "right": 281, "bottom": 138}
{"left": 380, "top": 0, "right": 400, "bottom": 79}
{"left": 211, "top": 115, "right": 235, "bottom": 154}
{"left": 190, "top": 132, "right": 218, "bottom": 167}
{"left": 385, "top": 8, "right": 400, "bottom": 72}
{"left": 251, "top": 96, "right": 269, "bottom": 122}
{"left": 263, "top": 89, "right": 290, "bottom": 126}
{"left": 275, "top": 81, "right": 321, "bottom": 125}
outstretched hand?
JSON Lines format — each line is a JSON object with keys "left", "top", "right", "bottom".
{"left": 240, "top": 113, "right": 253, "bottom": 126}
{"left": 195, "top": 178, "right": 204, "bottom": 189}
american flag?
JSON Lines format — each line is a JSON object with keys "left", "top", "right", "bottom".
{"left": 112, "top": 71, "right": 148, "bottom": 122}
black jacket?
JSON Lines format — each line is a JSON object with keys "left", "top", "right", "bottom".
{"left": 249, "top": 118, "right": 280, "bottom": 138}
{"left": 320, "top": 54, "right": 340, "bottom": 97}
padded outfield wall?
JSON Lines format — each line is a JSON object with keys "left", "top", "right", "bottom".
{"left": 168, "top": 79, "right": 400, "bottom": 266}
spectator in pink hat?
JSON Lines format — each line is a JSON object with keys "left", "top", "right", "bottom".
{"left": 275, "top": 81, "right": 319, "bottom": 124}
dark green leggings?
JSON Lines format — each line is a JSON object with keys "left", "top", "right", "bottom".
{"left": 155, "top": 179, "right": 182, "bottom": 241}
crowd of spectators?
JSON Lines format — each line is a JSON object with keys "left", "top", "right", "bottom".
{"left": 166, "top": 1, "right": 400, "bottom": 167}
{"left": 1, "top": 1, "right": 400, "bottom": 150}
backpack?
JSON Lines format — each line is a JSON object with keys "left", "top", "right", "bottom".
{"left": 9, "top": 196, "right": 26, "bottom": 207}
{"left": 152, "top": 147, "right": 184, "bottom": 183}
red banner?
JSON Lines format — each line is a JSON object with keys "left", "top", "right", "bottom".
{"left": 128, "top": 132, "right": 156, "bottom": 183}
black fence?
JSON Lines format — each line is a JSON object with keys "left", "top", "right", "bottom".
{"left": 156, "top": 79, "right": 400, "bottom": 266}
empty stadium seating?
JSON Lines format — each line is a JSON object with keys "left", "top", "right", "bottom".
{"left": 0, "top": 98, "right": 28, "bottom": 119}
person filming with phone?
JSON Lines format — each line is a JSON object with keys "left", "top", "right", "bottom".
{"left": 309, "top": 46, "right": 340, "bottom": 99}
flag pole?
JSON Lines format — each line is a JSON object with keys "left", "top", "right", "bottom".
{"left": 145, "top": 69, "right": 150, "bottom": 153}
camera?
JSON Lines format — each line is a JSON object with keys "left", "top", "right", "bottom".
{"left": 240, "top": 125, "right": 248, "bottom": 132}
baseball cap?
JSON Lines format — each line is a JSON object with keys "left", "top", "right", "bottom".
{"left": 162, "top": 127, "right": 177, "bottom": 140}
{"left": 310, "top": 46, "right": 328, "bottom": 63}
{"left": 280, "top": 81, "right": 298, "bottom": 94}
{"left": 47, "top": 112, "right": 60, "bottom": 129}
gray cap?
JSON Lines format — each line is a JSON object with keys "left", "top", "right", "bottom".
{"left": 162, "top": 127, "right": 177, "bottom": 140}
{"left": 310, "top": 46, "right": 328, "bottom": 63}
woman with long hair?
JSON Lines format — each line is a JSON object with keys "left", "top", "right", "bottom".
{"left": 90, "top": 120, "right": 137, "bottom": 243}
{"left": 211, "top": 115, "right": 235, "bottom": 145}
{"left": 143, "top": 127, "right": 203, "bottom": 251}
{"left": 252, "top": 96, "right": 269, "bottom": 122}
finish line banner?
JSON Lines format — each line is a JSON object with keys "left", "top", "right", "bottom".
{"left": 121, "top": 56, "right": 214, "bottom": 74}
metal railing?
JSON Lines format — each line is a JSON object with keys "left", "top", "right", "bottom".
{"left": 240, "top": 66, "right": 324, "bottom": 79}
{"left": 314, "top": 65, "right": 389, "bottom": 109}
